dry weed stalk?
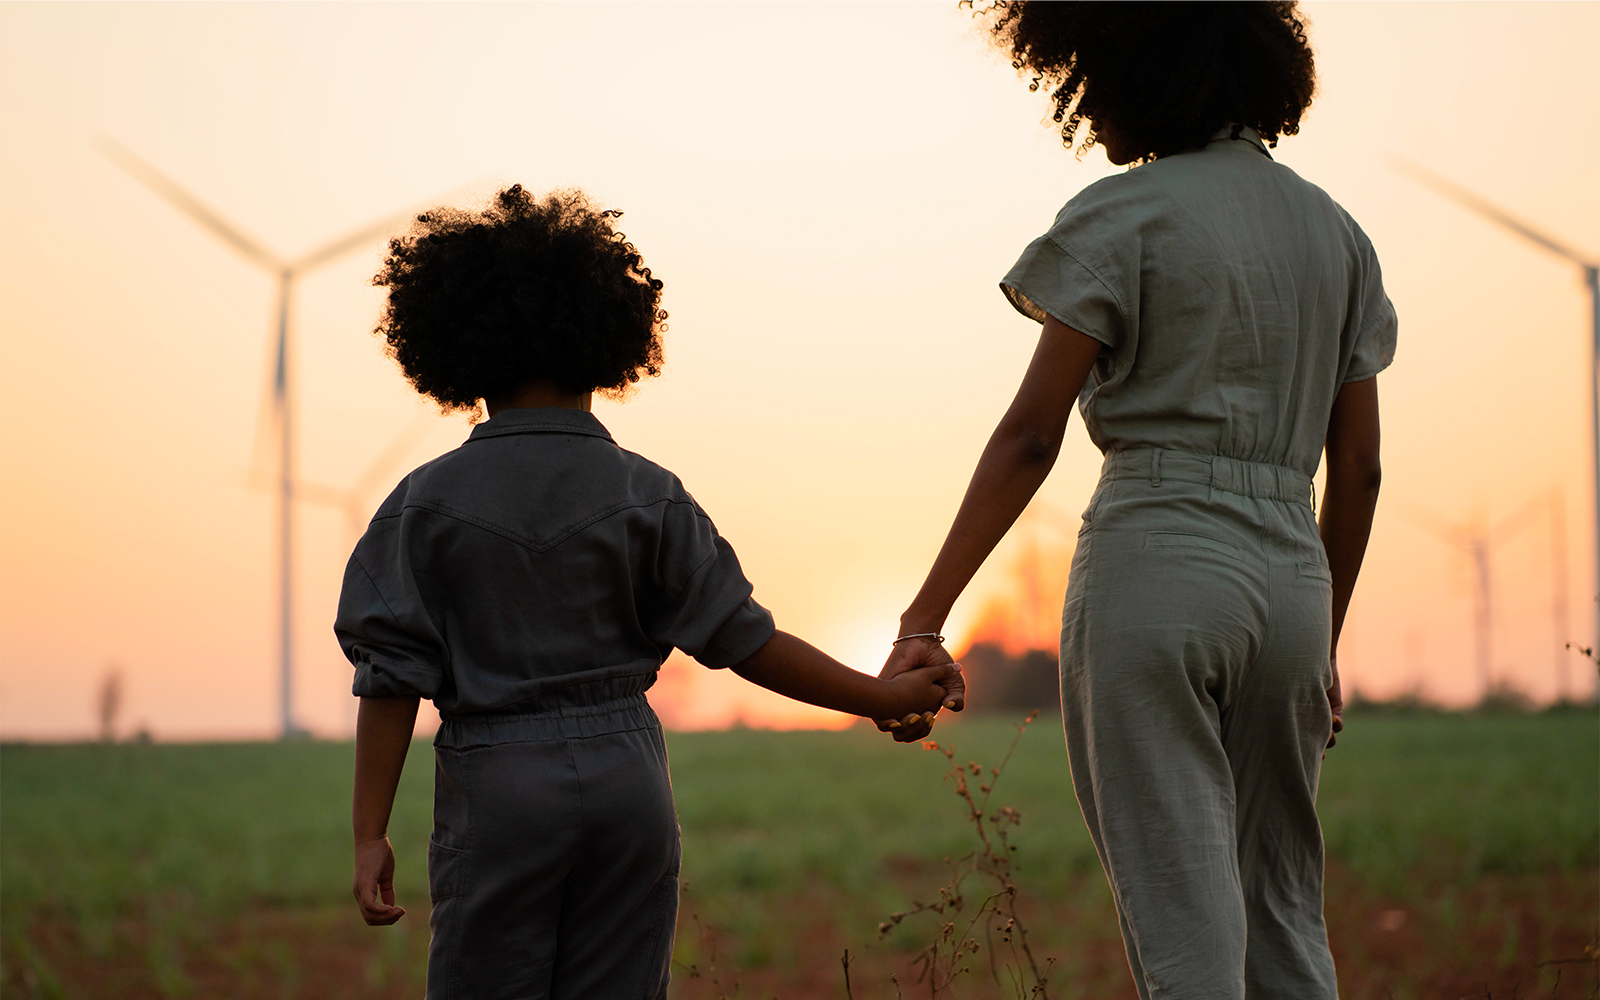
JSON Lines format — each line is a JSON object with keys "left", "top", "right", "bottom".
{"left": 865, "top": 711, "right": 1055, "bottom": 999}
{"left": 673, "top": 883, "right": 743, "bottom": 1000}
{"left": 1449, "top": 946, "right": 1600, "bottom": 1000}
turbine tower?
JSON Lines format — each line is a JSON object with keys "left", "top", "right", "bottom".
{"left": 102, "top": 139, "right": 411, "bottom": 739}
{"left": 1395, "top": 160, "right": 1600, "bottom": 685}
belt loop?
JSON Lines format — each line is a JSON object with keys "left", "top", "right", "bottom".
{"left": 1309, "top": 478, "right": 1318, "bottom": 514}
{"left": 1151, "top": 448, "right": 1163, "bottom": 487}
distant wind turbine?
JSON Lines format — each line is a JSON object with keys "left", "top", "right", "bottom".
{"left": 267, "top": 415, "right": 433, "bottom": 545}
{"left": 1394, "top": 158, "right": 1600, "bottom": 683}
{"left": 1403, "top": 498, "right": 1541, "bottom": 698}
{"left": 101, "top": 138, "right": 419, "bottom": 739}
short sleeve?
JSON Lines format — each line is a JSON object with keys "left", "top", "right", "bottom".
{"left": 1343, "top": 231, "right": 1398, "bottom": 383}
{"left": 644, "top": 500, "right": 776, "bottom": 669}
{"left": 335, "top": 530, "right": 448, "bottom": 700}
{"left": 1000, "top": 235, "right": 1127, "bottom": 349}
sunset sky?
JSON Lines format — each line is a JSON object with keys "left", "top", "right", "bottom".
{"left": 1, "top": 2, "right": 1596, "bottom": 739}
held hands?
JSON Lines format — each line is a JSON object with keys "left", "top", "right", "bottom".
{"left": 876, "top": 637, "right": 966, "bottom": 743}
{"left": 353, "top": 835, "right": 406, "bottom": 926}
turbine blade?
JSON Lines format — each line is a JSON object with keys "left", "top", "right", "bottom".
{"left": 1398, "top": 502, "right": 1470, "bottom": 549}
{"left": 289, "top": 175, "right": 500, "bottom": 274}
{"left": 1392, "top": 158, "right": 1598, "bottom": 268}
{"left": 1489, "top": 495, "right": 1544, "bottom": 542}
{"left": 349, "top": 414, "right": 433, "bottom": 500}
{"left": 289, "top": 215, "right": 409, "bottom": 274}
{"left": 98, "top": 136, "right": 283, "bottom": 272}
{"left": 288, "top": 481, "right": 348, "bottom": 508}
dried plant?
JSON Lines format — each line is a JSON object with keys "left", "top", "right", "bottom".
{"left": 673, "top": 882, "right": 742, "bottom": 1000}
{"left": 863, "top": 710, "right": 1054, "bottom": 999}
{"left": 1447, "top": 947, "right": 1600, "bottom": 999}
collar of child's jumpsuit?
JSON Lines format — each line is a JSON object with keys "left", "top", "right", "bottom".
{"left": 1206, "top": 123, "right": 1272, "bottom": 159}
{"left": 466, "top": 406, "right": 615, "bottom": 444}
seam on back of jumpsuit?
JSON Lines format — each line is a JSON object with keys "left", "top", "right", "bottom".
{"left": 440, "top": 750, "right": 476, "bottom": 1000}
{"left": 566, "top": 738, "right": 586, "bottom": 856}
{"left": 1234, "top": 494, "right": 1272, "bottom": 708}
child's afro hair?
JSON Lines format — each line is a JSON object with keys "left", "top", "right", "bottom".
{"left": 977, "top": 1, "right": 1316, "bottom": 164}
{"left": 373, "top": 185, "right": 665, "bottom": 414}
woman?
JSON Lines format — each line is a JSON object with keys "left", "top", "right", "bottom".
{"left": 879, "top": 4, "right": 1392, "bottom": 997}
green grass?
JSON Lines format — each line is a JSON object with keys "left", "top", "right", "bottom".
{"left": 1317, "top": 710, "right": 1599, "bottom": 891}
{"left": 3, "top": 714, "right": 1594, "bottom": 917}
{"left": 1, "top": 712, "right": 1595, "bottom": 994}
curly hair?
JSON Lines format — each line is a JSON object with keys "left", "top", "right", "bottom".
{"left": 977, "top": 1, "right": 1316, "bottom": 163}
{"left": 372, "top": 185, "right": 666, "bottom": 414}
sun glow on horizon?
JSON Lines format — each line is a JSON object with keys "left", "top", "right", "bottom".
{"left": 1, "top": 3, "right": 1596, "bottom": 740}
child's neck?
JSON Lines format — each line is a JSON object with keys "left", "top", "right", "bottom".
{"left": 485, "top": 382, "right": 593, "bottom": 418}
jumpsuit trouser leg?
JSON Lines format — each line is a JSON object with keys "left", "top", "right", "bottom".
{"left": 425, "top": 687, "right": 681, "bottom": 1000}
{"left": 1060, "top": 450, "right": 1338, "bottom": 1000}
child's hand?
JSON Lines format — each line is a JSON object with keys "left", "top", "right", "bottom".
{"left": 881, "top": 659, "right": 964, "bottom": 743}
{"left": 353, "top": 835, "right": 406, "bottom": 926}
{"left": 876, "top": 637, "right": 964, "bottom": 742}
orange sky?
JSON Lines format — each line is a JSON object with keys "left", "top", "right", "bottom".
{"left": 1, "top": 3, "right": 1596, "bottom": 739}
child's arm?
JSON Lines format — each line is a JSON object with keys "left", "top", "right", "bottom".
{"left": 352, "top": 695, "right": 420, "bottom": 926}
{"left": 733, "top": 630, "right": 962, "bottom": 720}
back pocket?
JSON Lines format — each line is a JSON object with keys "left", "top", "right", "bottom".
{"left": 1297, "top": 561, "right": 1333, "bottom": 583}
{"left": 428, "top": 839, "right": 465, "bottom": 903}
{"left": 1143, "top": 531, "right": 1241, "bottom": 559}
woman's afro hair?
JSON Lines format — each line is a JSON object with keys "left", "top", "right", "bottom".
{"left": 976, "top": 1, "right": 1316, "bottom": 163}
{"left": 373, "top": 185, "right": 665, "bottom": 414}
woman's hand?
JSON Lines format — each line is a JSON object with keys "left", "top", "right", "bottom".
{"left": 876, "top": 637, "right": 964, "bottom": 742}
{"left": 1326, "top": 653, "right": 1344, "bottom": 749}
{"left": 352, "top": 835, "right": 406, "bottom": 926}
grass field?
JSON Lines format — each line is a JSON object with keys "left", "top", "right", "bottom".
{"left": 2, "top": 711, "right": 1595, "bottom": 999}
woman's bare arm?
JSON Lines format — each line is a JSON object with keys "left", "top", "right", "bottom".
{"left": 1318, "top": 376, "right": 1383, "bottom": 747}
{"left": 896, "top": 317, "right": 1103, "bottom": 638}
{"left": 878, "top": 317, "right": 1103, "bottom": 739}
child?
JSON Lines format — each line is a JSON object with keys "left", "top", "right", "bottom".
{"left": 336, "top": 185, "right": 964, "bottom": 1000}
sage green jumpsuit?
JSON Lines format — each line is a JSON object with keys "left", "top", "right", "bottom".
{"left": 1000, "top": 126, "right": 1397, "bottom": 1000}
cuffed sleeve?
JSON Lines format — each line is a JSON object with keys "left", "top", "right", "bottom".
{"left": 644, "top": 499, "right": 776, "bottom": 669}
{"left": 335, "top": 542, "right": 448, "bottom": 700}
{"left": 1343, "top": 237, "right": 1398, "bottom": 383}
{"left": 1001, "top": 234, "right": 1127, "bottom": 350}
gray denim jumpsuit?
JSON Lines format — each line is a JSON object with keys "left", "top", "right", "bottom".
{"left": 1000, "top": 126, "right": 1397, "bottom": 999}
{"left": 335, "top": 408, "right": 776, "bottom": 1000}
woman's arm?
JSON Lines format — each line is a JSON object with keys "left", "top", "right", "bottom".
{"left": 352, "top": 695, "right": 419, "bottom": 926}
{"left": 897, "top": 317, "right": 1103, "bottom": 637}
{"left": 879, "top": 317, "right": 1103, "bottom": 739}
{"left": 733, "top": 630, "right": 963, "bottom": 720}
{"left": 1318, "top": 376, "right": 1383, "bottom": 747}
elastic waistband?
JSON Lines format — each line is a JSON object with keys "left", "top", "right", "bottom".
{"left": 436, "top": 676, "right": 659, "bottom": 749}
{"left": 1101, "top": 447, "right": 1313, "bottom": 507}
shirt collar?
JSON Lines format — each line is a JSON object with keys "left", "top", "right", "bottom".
{"left": 466, "top": 407, "right": 615, "bottom": 444}
{"left": 1206, "top": 124, "right": 1272, "bottom": 158}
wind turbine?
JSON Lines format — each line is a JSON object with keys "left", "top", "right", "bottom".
{"left": 267, "top": 415, "right": 433, "bottom": 545}
{"left": 1404, "top": 498, "right": 1540, "bottom": 698}
{"left": 101, "top": 138, "right": 415, "bottom": 739}
{"left": 1394, "top": 159, "right": 1600, "bottom": 689}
